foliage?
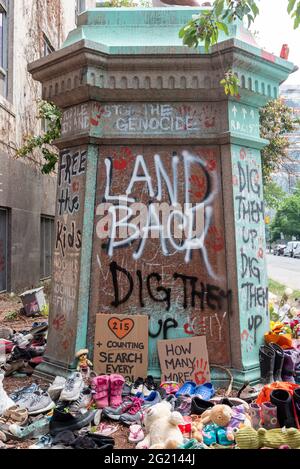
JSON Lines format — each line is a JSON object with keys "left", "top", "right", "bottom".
{"left": 4, "top": 311, "right": 19, "bottom": 322}
{"left": 179, "top": 0, "right": 300, "bottom": 95}
{"left": 270, "top": 184, "right": 300, "bottom": 241}
{"left": 220, "top": 70, "right": 240, "bottom": 96}
{"left": 40, "top": 304, "right": 49, "bottom": 317}
{"left": 16, "top": 100, "right": 62, "bottom": 175}
{"left": 269, "top": 279, "right": 300, "bottom": 302}
{"left": 264, "top": 181, "right": 286, "bottom": 211}
{"left": 260, "top": 99, "right": 300, "bottom": 183}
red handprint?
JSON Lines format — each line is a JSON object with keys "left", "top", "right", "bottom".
{"left": 53, "top": 314, "right": 66, "bottom": 331}
{"left": 194, "top": 359, "right": 209, "bottom": 385}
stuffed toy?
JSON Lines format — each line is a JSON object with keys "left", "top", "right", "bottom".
{"left": 235, "top": 427, "right": 300, "bottom": 449}
{"left": 0, "top": 374, "right": 14, "bottom": 417}
{"left": 136, "top": 401, "right": 185, "bottom": 449}
{"left": 191, "top": 416, "right": 203, "bottom": 442}
{"left": 202, "top": 404, "right": 251, "bottom": 432}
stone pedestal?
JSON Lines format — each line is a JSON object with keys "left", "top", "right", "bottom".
{"left": 29, "top": 8, "right": 295, "bottom": 384}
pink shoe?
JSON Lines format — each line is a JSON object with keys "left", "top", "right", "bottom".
{"left": 92, "top": 375, "right": 110, "bottom": 409}
{"left": 129, "top": 424, "right": 144, "bottom": 443}
{"left": 110, "top": 374, "right": 125, "bottom": 408}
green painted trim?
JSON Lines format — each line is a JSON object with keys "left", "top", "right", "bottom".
{"left": 74, "top": 145, "right": 98, "bottom": 358}
{"left": 228, "top": 132, "right": 269, "bottom": 150}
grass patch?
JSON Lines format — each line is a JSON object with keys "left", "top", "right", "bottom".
{"left": 269, "top": 279, "right": 300, "bottom": 301}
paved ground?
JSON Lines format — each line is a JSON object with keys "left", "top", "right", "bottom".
{"left": 267, "top": 254, "right": 300, "bottom": 290}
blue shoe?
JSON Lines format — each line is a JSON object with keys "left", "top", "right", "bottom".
{"left": 193, "top": 383, "right": 215, "bottom": 401}
{"left": 142, "top": 391, "right": 161, "bottom": 407}
{"left": 175, "top": 381, "right": 196, "bottom": 398}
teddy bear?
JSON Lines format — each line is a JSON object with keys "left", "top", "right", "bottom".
{"left": 191, "top": 416, "right": 203, "bottom": 442}
{"left": 200, "top": 404, "right": 252, "bottom": 446}
{"left": 235, "top": 427, "right": 300, "bottom": 449}
{"left": 136, "top": 401, "right": 185, "bottom": 450}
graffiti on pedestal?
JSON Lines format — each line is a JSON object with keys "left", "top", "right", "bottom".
{"left": 91, "top": 145, "right": 231, "bottom": 368}
{"left": 232, "top": 146, "right": 268, "bottom": 358}
{"left": 49, "top": 148, "right": 87, "bottom": 361}
{"left": 61, "top": 102, "right": 227, "bottom": 138}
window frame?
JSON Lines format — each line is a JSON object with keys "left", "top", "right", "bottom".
{"left": 0, "top": 0, "right": 8, "bottom": 97}
{"left": 0, "top": 207, "right": 8, "bottom": 293}
{"left": 40, "top": 215, "right": 54, "bottom": 281}
{"left": 42, "top": 33, "right": 55, "bottom": 57}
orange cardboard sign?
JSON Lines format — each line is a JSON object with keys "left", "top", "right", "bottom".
{"left": 94, "top": 314, "right": 148, "bottom": 382}
{"left": 158, "top": 336, "right": 211, "bottom": 385}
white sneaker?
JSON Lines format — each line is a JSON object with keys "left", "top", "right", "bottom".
{"left": 48, "top": 376, "right": 66, "bottom": 401}
{"left": 0, "top": 374, "right": 14, "bottom": 417}
{"left": 60, "top": 373, "right": 84, "bottom": 402}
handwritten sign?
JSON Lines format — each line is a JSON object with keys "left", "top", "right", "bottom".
{"left": 94, "top": 314, "right": 148, "bottom": 382}
{"left": 158, "top": 336, "right": 211, "bottom": 385}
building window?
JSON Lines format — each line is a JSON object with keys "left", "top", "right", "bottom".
{"left": 43, "top": 34, "right": 54, "bottom": 57}
{"left": 40, "top": 216, "right": 54, "bottom": 280}
{"left": 0, "top": 0, "right": 8, "bottom": 97}
{"left": 0, "top": 208, "right": 8, "bottom": 293}
{"left": 76, "top": 0, "right": 86, "bottom": 15}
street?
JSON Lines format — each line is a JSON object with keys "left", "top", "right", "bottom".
{"left": 267, "top": 254, "right": 300, "bottom": 290}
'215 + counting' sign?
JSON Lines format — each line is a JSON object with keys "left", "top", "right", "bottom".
{"left": 94, "top": 314, "right": 149, "bottom": 382}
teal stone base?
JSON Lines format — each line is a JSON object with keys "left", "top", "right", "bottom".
{"left": 33, "top": 359, "right": 76, "bottom": 383}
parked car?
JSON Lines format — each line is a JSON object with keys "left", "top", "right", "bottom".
{"left": 283, "top": 242, "right": 299, "bottom": 258}
{"left": 294, "top": 243, "right": 300, "bottom": 259}
{"left": 274, "top": 244, "right": 286, "bottom": 256}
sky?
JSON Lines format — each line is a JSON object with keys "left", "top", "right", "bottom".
{"left": 252, "top": 0, "right": 300, "bottom": 85}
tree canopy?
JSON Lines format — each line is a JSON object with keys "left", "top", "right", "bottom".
{"left": 270, "top": 182, "right": 300, "bottom": 241}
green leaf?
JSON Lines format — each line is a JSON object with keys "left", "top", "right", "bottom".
{"left": 216, "top": 21, "right": 229, "bottom": 34}
{"left": 288, "top": 0, "right": 297, "bottom": 14}
{"left": 215, "top": 0, "right": 225, "bottom": 17}
{"left": 251, "top": 2, "right": 259, "bottom": 16}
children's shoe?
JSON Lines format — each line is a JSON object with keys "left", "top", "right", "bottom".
{"left": 110, "top": 375, "right": 125, "bottom": 408}
{"left": 29, "top": 435, "right": 53, "bottom": 449}
{"left": 60, "top": 373, "right": 84, "bottom": 402}
{"left": 92, "top": 375, "right": 110, "bottom": 409}
{"left": 249, "top": 403, "right": 262, "bottom": 430}
{"left": 131, "top": 378, "right": 144, "bottom": 396}
{"left": 160, "top": 381, "right": 179, "bottom": 395}
{"left": 119, "top": 398, "right": 144, "bottom": 426}
{"left": 9, "top": 416, "right": 50, "bottom": 439}
{"left": 175, "top": 381, "right": 196, "bottom": 397}
{"left": 48, "top": 376, "right": 66, "bottom": 401}
{"left": 102, "top": 397, "right": 136, "bottom": 421}
{"left": 175, "top": 396, "right": 192, "bottom": 416}
{"left": 142, "top": 391, "right": 161, "bottom": 407}
{"left": 143, "top": 376, "right": 157, "bottom": 397}
{"left": 128, "top": 424, "right": 144, "bottom": 443}
{"left": 261, "top": 402, "right": 279, "bottom": 430}
{"left": 193, "top": 383, "right": 215, "bottom": 401}
{"left": 190, "top": 397, "right": 214, "bottom": 416}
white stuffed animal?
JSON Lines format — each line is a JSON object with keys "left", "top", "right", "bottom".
{"left": 136, "top": 401, "right": 185, "bottom": 450}
{"left": 0, "top": 373, "right": 14, "bottom": 417}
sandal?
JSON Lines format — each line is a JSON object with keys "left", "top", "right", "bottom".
{"left": 128, "top": 424, "right": 144, "bottom": 443}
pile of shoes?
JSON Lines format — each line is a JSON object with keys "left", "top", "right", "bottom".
{"left": 0, "top": 322, "right": 48, "bottom": 377}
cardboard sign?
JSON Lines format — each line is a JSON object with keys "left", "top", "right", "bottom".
{"left": 158, "top": 336, "right": 211, "bottom": 385}
{"left": 94, "top": 314, "right": 149, "bottom": 382}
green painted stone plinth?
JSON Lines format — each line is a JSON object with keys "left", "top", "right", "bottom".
{"left": 29, "top": 7, "right": 295, "bottom": 386}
